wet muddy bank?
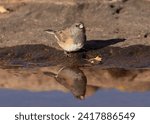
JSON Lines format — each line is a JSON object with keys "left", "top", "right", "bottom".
{"left": 0, "top": 44, "right": 149, "bottom": 68}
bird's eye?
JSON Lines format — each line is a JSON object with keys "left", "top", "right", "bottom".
{"left": 75, "top": 24, "right": 79, "bottom": 27}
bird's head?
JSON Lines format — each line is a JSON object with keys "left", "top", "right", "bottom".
{"left": 74, "top": 22, "right": 84, "bottom": 29}
{"left": 71, "top": 22, "right": 86, "bottom": 34}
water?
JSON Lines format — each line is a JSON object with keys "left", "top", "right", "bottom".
{"left": 0, "top": 43, "right": 149, "bottom": 107}
{"left": 0, "top": 89, "right": 150, "bottom": 107}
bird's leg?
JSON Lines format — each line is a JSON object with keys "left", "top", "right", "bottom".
{"left": 64, "top": 51, "right": 72, "bottom": 57}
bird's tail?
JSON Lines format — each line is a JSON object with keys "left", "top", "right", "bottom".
{"left": 44, "top": 29, "right": 56, "bottom": 35}
{"left": 43, "top": 71, "right": 57, "bottom": 77}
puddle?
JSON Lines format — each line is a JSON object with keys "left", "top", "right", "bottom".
{"left": 0, "top": 89, "right": 150, "bottom": 107}
{"left": 0, "top": 43, "right": 149, "bottom": 106}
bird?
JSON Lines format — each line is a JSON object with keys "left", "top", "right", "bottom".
{"left": 43, "top": 66, "right": 87, "bottom": 100}
{"left": 44, "top": 22, "right": 86, "bottom": 56}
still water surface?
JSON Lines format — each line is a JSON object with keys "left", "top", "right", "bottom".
{"left": 0, "top": 89, "right": 150, "bottom": 107}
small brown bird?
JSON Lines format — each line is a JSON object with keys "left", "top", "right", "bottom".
{"left": 45, "top": 22, "right": 86, "bottom": 55}
{"left": 43, "top": 66, "right": 87, "bottom": 100}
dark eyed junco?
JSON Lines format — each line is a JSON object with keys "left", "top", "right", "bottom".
{"left": 45, "top": 22, "right": 86, "bottom": 55}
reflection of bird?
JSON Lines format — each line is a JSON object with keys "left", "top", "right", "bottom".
{"left": 45, "top": 22, "right": 86, "bottom": 55}
{"left": 44, "top": 66, "right": 87, "bottom": 100}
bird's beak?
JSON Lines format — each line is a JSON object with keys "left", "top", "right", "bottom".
{"left": 79, "top": 96, "right": 85, "bottom": 100}
{"left": 76, "top": 95, "right": 85, "bottom": 100}
{"left": 79, "top": 24, "right": 84, "bottom": 29}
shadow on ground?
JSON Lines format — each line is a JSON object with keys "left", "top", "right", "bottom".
{"left": 84, "top": 38, "right": 126, "bottom": 51}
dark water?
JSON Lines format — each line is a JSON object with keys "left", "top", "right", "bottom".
{"left": 0, "top": 89, "right": 150, "bottom": 107}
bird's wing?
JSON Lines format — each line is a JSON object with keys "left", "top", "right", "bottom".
{"left": 55, "top": 77, "right": 70, "bottom": 89}
{"left": 55, "top": 28, "right": 71, "bottom": 43}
